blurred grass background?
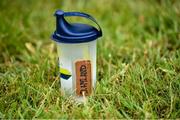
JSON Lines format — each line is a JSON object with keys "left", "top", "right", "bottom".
{"left": 0, "top": 0, "right": 180, "bottom": 119}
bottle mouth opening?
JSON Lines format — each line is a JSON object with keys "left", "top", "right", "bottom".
{"left": 54, "top": 10, "right": 64, "bottom": 16}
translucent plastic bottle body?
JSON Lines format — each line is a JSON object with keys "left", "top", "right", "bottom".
{"left": 57, "top": 40, "right": 97, "bottom": 101}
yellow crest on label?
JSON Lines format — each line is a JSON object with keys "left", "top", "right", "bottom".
{"left": 60, "top": 68, "right": 71, "bottom": 80}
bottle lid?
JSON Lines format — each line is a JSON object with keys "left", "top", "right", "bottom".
{"left": 51, "top": 10, "right": 102, "bottom": 43}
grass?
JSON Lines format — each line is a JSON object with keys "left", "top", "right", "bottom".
{"left": 0, "top": 0, "right": 180, "bottom": 119}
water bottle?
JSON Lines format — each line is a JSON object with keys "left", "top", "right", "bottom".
{"left": 51, "top": 10, "right": 102, "bottom": 101}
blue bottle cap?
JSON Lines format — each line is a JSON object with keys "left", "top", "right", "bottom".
{"left": 51, "top": 10, "right": 102, "bottom": 44}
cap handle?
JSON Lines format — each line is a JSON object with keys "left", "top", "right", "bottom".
{"left": 62, "top": 11, "right": 102, "bottom": 37}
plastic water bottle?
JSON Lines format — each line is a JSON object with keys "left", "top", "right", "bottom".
{"left": 51, "top": 10, "right": 102, "bottom": 101}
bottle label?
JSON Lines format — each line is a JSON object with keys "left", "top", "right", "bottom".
{"left": 75, "top": 60, "right": 92, "bottom": 96}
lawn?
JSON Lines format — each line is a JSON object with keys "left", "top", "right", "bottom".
{"left": 0, "top": 0, "right": 180, "bottom": 119}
